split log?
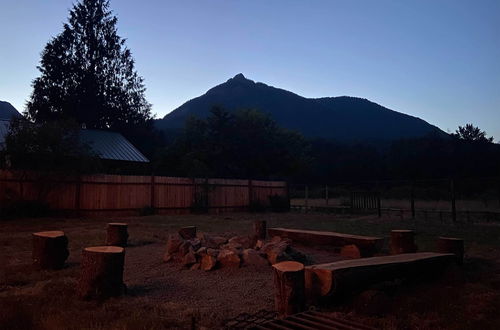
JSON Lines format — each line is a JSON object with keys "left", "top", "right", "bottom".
{"left": 77, "top": 246, "right": 126, "bottom": 299}
{"left": 340, "top": 244, "right": 361, "bottom": 259}
{"left": 272, "top": 261, "right": 305, "bottom": 318}
{"left": 178, "top": 226, "right": 197, "bottom": 240}
{"left": 217, "top": 249, "right": 240, "bottom": 268}
{"left": 106, "top": 223, "right": 128, "bottom": 247}
{"left": 436, "top": 237, "right": 464, "bottom": 265}
{"left": 32, "top": 231, "right": 69, "bottom": 270}
{"left": 267, "top": 227, "right": 384, "bottom": 257}
{"left": 200, "top": 254, "right": 217, "bottom": 271}
{"left": 305, "top": 252, "right": 455, "bottom": 299}
{"left": 253, "top": 220, "right": 267, "bottom": 240}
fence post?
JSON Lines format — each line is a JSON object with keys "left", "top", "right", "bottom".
{"left": 325, "top": 184, "right": 329, "bottom": 206}
{"left": 304, "top": 185, "right": 309, "bottom": 211}
{"left": 451, "top": 179, "right": 456, "bottom": 223}
{"left": 377, "top": 192, "right": 381, "bottom": 218}
{"left": 75, "top": 175, "right": 81, "bottom": 215}
{"left": 248, "top": 179, "right": 254, "bottom": 209}
{"left": 410, "top": 182, "right": 416, "bottom": 219}
{"left": 150, "top": 174, "right": 155, "bottom": 211}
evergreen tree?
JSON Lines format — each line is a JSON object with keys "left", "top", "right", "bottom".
{"left": 26, "top": 0, "right": 152, "bottom": 129}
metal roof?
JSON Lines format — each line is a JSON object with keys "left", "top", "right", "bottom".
{"left": 80, "top": 129, "right": 149, "bottom": 163}
{"left": 0, "top": 121, "right": 149, "bottom": 163}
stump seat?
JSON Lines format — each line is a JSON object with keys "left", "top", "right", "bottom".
{"left": 305, "top": 252, "right": 455, "bottom": 298}
{"left": 106, "top": 223, "right": 128, "bottom": 247}
{"left": 32, "top": 230, "right": 69, "bottom": 270}
{"left": 77, "top": 246, "right": 126, "bottom": 299}
{"left": 390, "top": 229, "right": 417, "bottom": 254}
{"left": 273, "top": 261, "right": 305, "bottom": 318}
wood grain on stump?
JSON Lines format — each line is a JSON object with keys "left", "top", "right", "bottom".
{"left": 272, "top": 261, "right": 305, "bottom": 318}
{"left": 32, "top": 231, "right": 69, "bottom": 270}
{"left": 178, "top": 226, "right": 197, "bottom": 240}
{"left": 253, "top": 220, "right": 267, "bottom": 240}
{"left": 77, "top": 246, "right": 126, "bottom": 299}
{"left": 106, "top": 223, "right": 128, "bottom": 247}
{"left": 390, "top": 230, "right": 417, "bottom": 254}
{"left": 437, "top": 237, "right": 464, "bottom": 265}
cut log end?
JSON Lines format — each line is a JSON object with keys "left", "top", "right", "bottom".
{"left": 272, "top": 261, "right": 304, "bottom": 272}
{"left": 33, "top": 231, "right": 65, "bottom": 238}
{"left": 85, "top": 246, "right": 124, "bottom": 254}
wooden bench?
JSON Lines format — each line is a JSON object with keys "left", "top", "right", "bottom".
{"left": 305, "top": 252, "right": 455, "bottom": 298}
{"left": 267, "top": 227, "right": 384, "bottom": 256}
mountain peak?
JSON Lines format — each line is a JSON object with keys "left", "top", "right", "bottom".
{"left": 232, "top": 73, "right": 247, "bottom": 80}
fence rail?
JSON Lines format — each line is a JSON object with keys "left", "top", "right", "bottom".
{"left": 290, "top": 178, "right": 500, "bottom": 223}
{"left": 0, "top": 170, "right": 288, "bottom": 216}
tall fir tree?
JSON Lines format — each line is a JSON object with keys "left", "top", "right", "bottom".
{"left": 26, "top": 0, "right": 152, "bottom": 130}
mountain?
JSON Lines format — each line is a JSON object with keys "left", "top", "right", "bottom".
{"left": 0, "top": 101, "right": 22, "bottom": 120}
{"left": 156, "top": 74, "right": 446, "bottom": 141}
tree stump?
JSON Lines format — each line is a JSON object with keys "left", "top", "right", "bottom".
{"left": 437, "top": 237, "right": 464, "bottom": 265}
{"left": 106, "top": 223, "right": 128, "bottom": 247}
{"left": 178, "top": 226, "right": 197, "bottom": 240}
{"left": 32, "top": 231, "right": 69, "bottom": 270}
{"left": 390, "top": 230, "right": 417, "bottom": 254}
{"left": 253, "top": 220, "right": 267, "bottom": 240}
{"left": 77, "top": 246, "right": 126, "bottom": 300}
{"left": 272, "top": 261, "right": 305, "bottom": 318}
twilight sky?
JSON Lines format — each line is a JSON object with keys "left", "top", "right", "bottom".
{"left": 1, "top": 0, "right": 499, "bottom": 139}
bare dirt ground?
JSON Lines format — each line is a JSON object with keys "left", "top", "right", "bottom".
{"left": 1, "top": 212, "right": 500, "bottom": 329}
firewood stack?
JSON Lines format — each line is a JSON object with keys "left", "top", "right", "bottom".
{"left": 32, "top": 231, "right": 69, "bottom": 270}
{"left": 163, "top": 226, "right": 310, "bottom": 271}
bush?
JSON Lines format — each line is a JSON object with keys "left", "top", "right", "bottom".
{"left": 269, "top": 194, "right": 290, "bottom": 212}
{"left": 138, "top": 206, "right": 155, "bottom": 216}
{"left": 0, "top": 200, "right": 51, "bottom": 219}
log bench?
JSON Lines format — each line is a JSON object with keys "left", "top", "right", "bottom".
{"left": 267, "top": 227, "right": 384, "bottom": 256}
{"left": 305, "top": 252, "right": 455, "bottom": 298}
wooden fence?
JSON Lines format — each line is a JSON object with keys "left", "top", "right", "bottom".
{"left": 0, "top": 170, "right": 288, "bottom": 216}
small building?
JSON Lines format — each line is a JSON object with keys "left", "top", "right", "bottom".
{"left": 0, "top": 119, "right": 149, "bottom": 165}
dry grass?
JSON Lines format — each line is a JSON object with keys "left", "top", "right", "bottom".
{"left": 1, "top": 212, "right": 500, "bottom": 329}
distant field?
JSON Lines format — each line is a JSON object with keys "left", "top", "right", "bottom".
{"left": 292, "top": 197, "right": 500, "bottom": 211}
{"left": 1, "top": 212, "right": 499, "bottom": 329}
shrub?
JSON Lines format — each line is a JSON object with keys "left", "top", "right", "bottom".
{"left": 269, "top": 194, "right": 290, "bottom": 212}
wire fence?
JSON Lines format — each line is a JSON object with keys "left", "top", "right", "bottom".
{"left": 290, "top": 177, "right": 500, "bottom": 223}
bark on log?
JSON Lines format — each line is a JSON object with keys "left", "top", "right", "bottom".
{"left": 267, "top": 227, "right": 383, "bottom": 257}
{"left": 106, "top": 223, "right": 128, "bottom": 247}
{"left": 32, "top": 231, "right": 69, "bottom": 270}
{"left": 305, "top": 252, "right": 454, "bottom": 298}
{"left": 390, "top": 230, "right": 417, "bottom": 254}
{"left": 253, "top": 220, "right": 267, "bottom": 240}
{"left": 272, "top": 261, "right": 305, "bottom": 318}
{"left": 436, "top": 237, "right": 464, "bottom": 265}
{"left": 77, "top": 246, "right": 126, "bottom": 299}
{"left": 178, "top": 226, "right": 197, "bottom": 240}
